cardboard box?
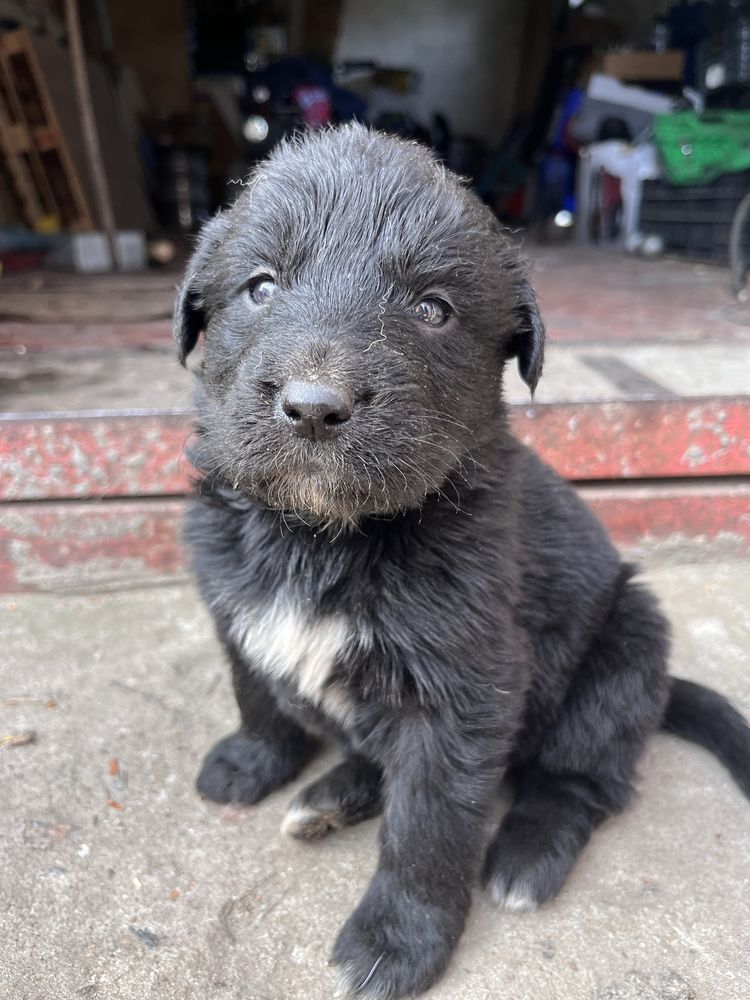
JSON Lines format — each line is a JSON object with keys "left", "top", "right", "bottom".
{"left": 601, "top": 51, "right": 685, "bottom": 82}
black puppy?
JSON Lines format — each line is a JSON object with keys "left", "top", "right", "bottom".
{"left": 174, "top": 125, "right": 750, "bottom": 999}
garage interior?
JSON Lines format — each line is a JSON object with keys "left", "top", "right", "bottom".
{"left": 1, "top": 3, "right": 749, "bottom": 999}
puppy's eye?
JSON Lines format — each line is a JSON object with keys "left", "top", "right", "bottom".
{"left": 413, "top": 297, "right": 450, "bottom": 327}
{"left": 248, "top": 274, "right": 276, "bottom": 306}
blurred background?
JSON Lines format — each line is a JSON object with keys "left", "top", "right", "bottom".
{"left": 0, "top": 0, "right": 748, "bottom": 586}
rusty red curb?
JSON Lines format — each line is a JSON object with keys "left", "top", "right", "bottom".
{"left": 0, "top": 411, "right": 195, "bottom": 501}
{"left": 2, "top": 483, "right": 748, "bottom": 592}
{"left": 1, "top": 396, "right": 748, "bottom": 502}
{"left": 581, "top": 481, "right": 750, "bottom": 551}
{"left": 0, "top": 499, "right": 186, "bottom": 592}
{"left": 512, "top": 397, "right": 750, "bottom": 480}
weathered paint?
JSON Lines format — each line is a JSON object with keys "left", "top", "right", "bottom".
{"left": 1, "top": 484, "right": 748, "bottom": 592}
{"left": 580, "top": 482, "right": 750, "bottom": 551}
{"left": 512, "top": 398, "right": 750, "bottom": 480}
{"left": 0, "top": 412, "right": 195, "bottom": 500}
{"left": 1, "top": 397, "right": 748, "bottom": 502}
{"left": 0, "top": 500, "right": 186, "bottom": 592}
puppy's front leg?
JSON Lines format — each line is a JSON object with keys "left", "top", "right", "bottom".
{"left": 197, "top": 641, "right": 319, "bottom": 804}
{"left": 333, "top": 708, "right": 506, "bottom": 999}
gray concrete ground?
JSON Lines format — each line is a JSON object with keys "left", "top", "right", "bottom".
{"left": 4, "top": 339, "right": 750, "bottom": 413}
{"left": 1, "top": 560, "right": 749, "bottom": 1000}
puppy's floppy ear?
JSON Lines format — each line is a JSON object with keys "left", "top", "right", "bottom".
{"left": 509, "top": 278, "right": 545, "bottom": 396}
{"left": 174, "top": 212, "right": 229, "bottom": 364}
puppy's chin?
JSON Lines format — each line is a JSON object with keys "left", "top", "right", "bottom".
{"left": 199, "top": 436, "right": 456, "bottom": 521}
{"left": 250, "top": 471, "right": 423, "bottom": 522}
{"left": 219, "top": 455, "right": 439, "bottom": 522}
{"left": 261, "top": 472, "right": 360, "bottom": 520}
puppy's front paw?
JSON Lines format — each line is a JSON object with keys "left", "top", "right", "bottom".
{"left": 332, "top": 874, "right": 462, "bottom": 999}
{"left": 196, "top": 729, "right": 313, "bottom": 805}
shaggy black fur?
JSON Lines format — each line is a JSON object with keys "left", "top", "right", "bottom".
{"left": 174, "top": 125, "right": 750, "bottom": 999}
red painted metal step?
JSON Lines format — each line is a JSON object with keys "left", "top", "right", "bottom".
{"left": 2, "top": 482, "right": 749, "bottom": 593}
{"left": 2, "top": 396, "right": 748, "bottom": 502}
{"left": 2, "top": 250, "right": 749, "bottom": 592}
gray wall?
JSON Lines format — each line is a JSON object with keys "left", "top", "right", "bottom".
{"left": 334, "top": 0, "right": 526, "bottom": 144}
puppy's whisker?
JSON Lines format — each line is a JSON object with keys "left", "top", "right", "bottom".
{"left": 404, "top": 441, "right": 475, "bottom": 490}
{"left": 401, "top": 454, "right": 470, "bottom": 514}
{"left": 408, "top": 410, "right": 479, "bottom": 441}
{"left": 396, "top": 455, "right": 466, "bottom": 514}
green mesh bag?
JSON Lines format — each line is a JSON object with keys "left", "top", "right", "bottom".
{"left": 653, "top": 110, "right": 750, "bottom": 185}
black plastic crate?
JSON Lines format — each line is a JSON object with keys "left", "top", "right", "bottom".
{"left": 639, "top": 169, "right": 750, "bottom": 262}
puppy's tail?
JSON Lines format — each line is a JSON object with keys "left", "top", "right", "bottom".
{"left": 661, "top": 677, "right": 750, "bottom": 799}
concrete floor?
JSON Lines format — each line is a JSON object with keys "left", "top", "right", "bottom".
{"left": 1, "top": 559, "right": 749, "bottom": 1000}
{"left": 4, "top": 336, "right": 750, "bottom": 413}
{"left": 2, "top": 247, "right": 750, "bottom": 415}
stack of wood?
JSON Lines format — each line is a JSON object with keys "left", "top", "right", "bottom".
{"left": 0, "top": 27, "right": 152, "bottom": 233}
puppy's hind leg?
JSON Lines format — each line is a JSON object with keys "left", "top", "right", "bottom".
{"left": 281, "top": 754, "right": 383, "bottom": 839}
{"left": 197, "top": 643, "right": 319, "bottom": 805}
{"left": 484, "top": 572, "right": 670, "bottom": 910}
{"left": 484, "top": 765, "right": 607, "bottom": 910}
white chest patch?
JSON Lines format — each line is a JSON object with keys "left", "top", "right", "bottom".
{"left": 230, "top": 599, "right": 354, "bottom": 724}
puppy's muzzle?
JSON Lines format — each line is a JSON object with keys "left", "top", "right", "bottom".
{"left": 281, "top": 379, "right": 353, "bottom": 441}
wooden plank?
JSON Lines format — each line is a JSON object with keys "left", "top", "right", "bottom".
{"left": 0, "top": 27, "right": 153, "bottom": 232}
{"left": 0, "top": 28, "right": 93, "bottom": 230}
{"left": 0, "top": 56, "right": 51, "bottom": 225}
{"left": 0, "top": 141, "right": 46, "bottom": 226}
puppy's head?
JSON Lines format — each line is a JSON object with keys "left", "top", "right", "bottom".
{"left": 175, "top": 125, "right": 544, "bottom": 521}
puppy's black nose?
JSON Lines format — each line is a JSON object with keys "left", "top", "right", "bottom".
{"left": 281, "top": 379, "right": 352, "bottom": 440}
